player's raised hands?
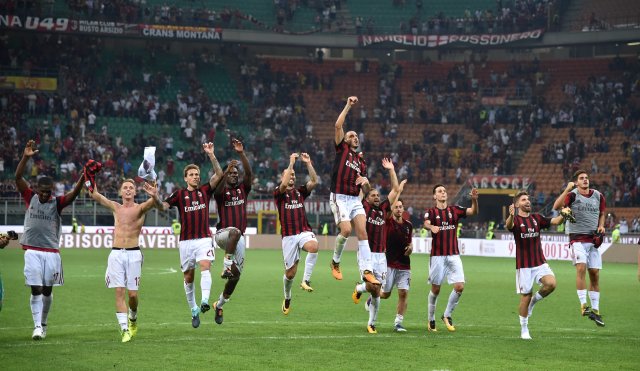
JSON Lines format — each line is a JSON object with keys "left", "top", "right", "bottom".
{"left": 470, "top": 188, "right": 479, "bottom": 200}
{"left": 23, "top": 140, "right": 39, "bottom": 157}
{"left": 300, "top": 153, "right": 311, "bottom": 163}
{"left": 509, "top": 203, "right": 515, "bottom": 216}
{"left": 289, "top": 153, "right": 299, "bottom": 166}
{"left": 398, "top": 179, "right": 407, "bottom": 193}
{"left": 231, "top": 139, "right": 244, "bottom": 153}
{"left": 565, "top": 181, "right": 575, "bottom": 191}
{"left": 346, "top": 96, "right": 358, "bottom": 107}
{"left": 143, "top": 181, "right": 158, "bottom": 197}
{"left": 381, "top": 157, "right": 394, "bottom": 170}
{"left": 202, "top": 142, "right": 215, "bottom": 155}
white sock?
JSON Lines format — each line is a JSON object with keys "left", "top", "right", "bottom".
{"left": 357, "top": 240, "right": 372, "bottom": 272}
{"left": 184, "top": 281, "right": 196, "bottom": 310}
{"left": 303, "top": 252, "right": 318, "bottom": 282}
{"left": 283, "top": 275, "right": 293, "bottom": 300}
{"left": 41, "top": 294, "right": 53, "bottom": 325}
{"left": 444, "top": 290, "right": 462, "bottom": 317}
{"left": 519, "top": 315, "right": 529, "bottom": 331}
{"left": 30, "top": 294, "right": 43, "bottom": 328}
{"left": 333, "top": 235, "right": 347, "bottom": 263}
{"left": 428, "top": 291, "right": 438, "bottom": 321}
{"left": 116, "top": 312, "right": 128, "bottom": 331}
{"left": 128, "top": 308, "right": 137, "bottom": 321}
{"left": 528, "top": 292, "right": 544, "bottom": 316}
{"left": 200, "top": 270, "right": 212, "bottom": 304}
{"left": 577, "top": 289, "right": 587, "bottom": 305}
{"left": 356, "top": 282, "right": 367, "bottom": 294}
{"left": 588, "top": 291, "right": 600, "bottom": 311}
{"left": 216, "top": 293, "right": 229, "bottom": 308}
{"left": 395, "top": 314, "right": 404, "bottom": 326}
{"left": 368, "top": 296, "right": 380, "bottom": 326}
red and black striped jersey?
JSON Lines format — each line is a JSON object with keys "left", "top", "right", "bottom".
{"left": 274, "top": 185, "right": 313, "bottom": 237}
{"left": 363, "top": 199, "right": 390, "bottom": 253}
{"left": 424, "top": 205, "right": 467, "bottom": 256}
{"left": 214, "top": 183, "right": 251, "bottom": 233}
{"left": 164, "top": 184, "right": 213, "bottom": 241}
{"left": 508, "top": 213, "right": 551, "bottom": 269}
{"left": 385, "top": 217, "right": 412, "bottom": 270}
{"left": 330, "top": 141, "right": 366, "bottom": 196}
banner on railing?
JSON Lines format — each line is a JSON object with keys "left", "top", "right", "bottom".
{"left": 0, "top": 76, "right": 57, "bottom": 91}
{"left": 411, "top": 237, "right": 611, "bottom": 261}
{"left": 0, "top": 15, "right": 222, "bottom": 41}
{"left": 470, "top": 175, "right": 531, "bottom": 190}
{"left": 359, "top": 29, "right": 543, "bottom": 48}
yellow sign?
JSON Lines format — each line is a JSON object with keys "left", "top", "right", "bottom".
{"left": 1, "top": 76, "right": 57, "bottom": 91}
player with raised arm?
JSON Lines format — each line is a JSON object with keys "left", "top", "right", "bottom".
{"left": 552, "top": 170, "right": 606, "bottom": 326}
{"left": 424, "top": 184, "right": 478, "bottom": 332}
{"left": 88, "top": 178, "right": 161, "bottom": 342}
{"left": 152, "top": 142, "right": 223, "bottom": 328}
{"left": 211, "top": 138, "right": 253, "bottom": 325}
{"left": 507, "top": 191, "right": 568, "bottom": 339}
{"left": 329, "top": 96, "right": 379, "bottom": 285}
{"left": 15, "top": 140, "right": 84, "bottom": 340}
{"left": 380, "top": 198, "right": 413, "bottom": 332}
{"left": 351, "top": 158, "right": 404, "bottom": 333}
{"left": 275, "top": 152, "right": 319, "bottom": 315}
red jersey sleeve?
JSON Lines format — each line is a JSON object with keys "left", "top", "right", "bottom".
{"left": 564, "top": 192, "right": 576, "bottom": 207}
{"left": 165, "top": 189, "right": 181, "bottom": 208}
{"left": 537, "top": 214, "right": 551, "bottom": 230}
{"left": 21, "top": 188, "right": 35, "bottom": 208}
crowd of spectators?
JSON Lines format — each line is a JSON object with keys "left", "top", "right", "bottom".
{"left": 2, "top": 0, "right": 560, "bottom": 35}
{"left": 1, "top": 28, "right": 639, "bottom": 216}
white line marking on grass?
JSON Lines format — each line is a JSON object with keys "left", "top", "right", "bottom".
{"left": 2, "top": 333, "right": 638, "bottom": 348}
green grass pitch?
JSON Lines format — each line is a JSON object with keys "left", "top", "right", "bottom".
{"left": 0, "top": 247, "right": 639, "bottom": 370}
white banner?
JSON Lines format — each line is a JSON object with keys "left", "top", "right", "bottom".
{"left": 411, "top": 237, "right": 611, "bottom": 261}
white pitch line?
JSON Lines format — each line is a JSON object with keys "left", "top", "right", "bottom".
{"left": 2, "top": 333, "right": 638, "bottom": 348}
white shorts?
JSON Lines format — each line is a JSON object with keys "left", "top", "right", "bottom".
{"left": 282, "top": 231, "right": 317, "bottom": 270}
{"left": 516, "top": 263, "right": 555, "bottom": 294}
{"left": 105, "top": 248, "right": 143, "bottom": 290}
{"left": 570, "top": 241, "right": 602, "bottom": 269}
{"left": 383, "top": 267, "right": 411, "bottom": 293}
{"left": 214, "top": 227, "right": 246, "bottom": 273}
{"left": 179, "top": 237, "right": 215, "bottom": 272}
{"left": 24, "top": 249, "right": 63, "bottom": 287}
{"left": 428, "top": 255, "right": 465, "bottom": 286}
{"left": 359, "top": 252, "right": 387, "bottom": 285}
{"left": 330, "top": 192, "right": 365, "bottom": 225}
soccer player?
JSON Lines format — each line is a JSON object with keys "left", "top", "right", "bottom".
{"left": 380, "top": 198, "right": 413, "bottom": 332}
{"left": 352, "top": 158, "right": 404, "bottom": 334}
{"left": 87, "top": 178, "right": 161, "bottom": 342}
{"left": 553, "top": 170, "right": 606, "bottom": 326}
{"left": 15, "top": 140, "right": 84, "bottom": 340}
{"left": 153, "top": 142, "right": 223, "bottom": 328}
{"left": 424, "top": 184, "right": 478, "bottom": 332}
{"left": 329, "top": 96, "right": 378, "bottom": 285}
{"left": 211, "top": 138, "right": 253, "bottom": 325}
{"left": 507, "top": 191, "right": 568, "bottom": 339}
{"left": 0, "top": 232, "right": 14, "bottom": 312}
{"left": 274, "top": 152, "right": 319, "bottom": 315}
